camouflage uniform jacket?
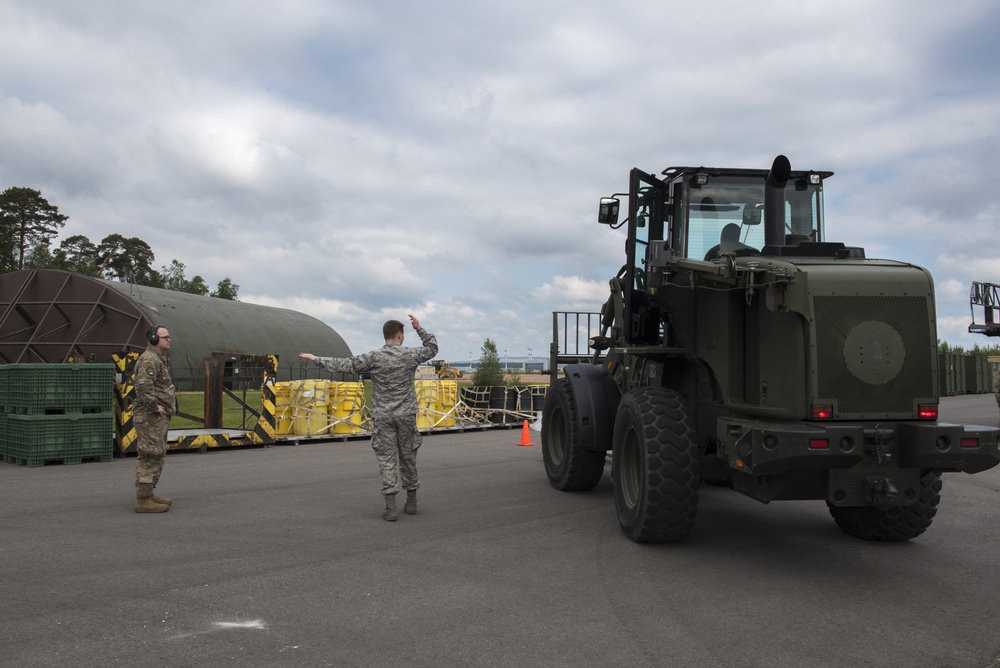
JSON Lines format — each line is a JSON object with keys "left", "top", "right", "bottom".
{"left": 133, "top": 346, "right": 177, "bottom": 417}
{"left": 315, "top": 328, "right": 438, "bottom": 419}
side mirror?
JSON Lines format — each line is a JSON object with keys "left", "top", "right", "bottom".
{"left": 743, "top": 205, "right": 762, "bottom": 226}
{"left": 598, "top": 197, "right": 620, "bottom": 225}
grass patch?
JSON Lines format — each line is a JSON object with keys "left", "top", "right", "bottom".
{"left": 171, "top": 390, "right": 263, "bottom": 430}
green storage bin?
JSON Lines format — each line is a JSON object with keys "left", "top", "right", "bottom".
{"left": 2, "top": 413, "right": 114, "bottom": 467}
{"left": 4, "top": 363, "right": 114, "bottom": 415}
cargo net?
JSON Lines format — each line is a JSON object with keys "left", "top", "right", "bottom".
{"left": 455, "top": 385, "right": 547, "bottom": 427}
{"left": 418, "top": 381, "right": 544, "bottom": 429}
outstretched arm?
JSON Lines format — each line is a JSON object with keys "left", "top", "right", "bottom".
{"left": 410, "top": 317, "right": 438, "bottom": 362}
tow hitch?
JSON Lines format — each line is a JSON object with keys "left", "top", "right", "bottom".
{"left": 865, "top": 477, "right": 899, "bottom": 510}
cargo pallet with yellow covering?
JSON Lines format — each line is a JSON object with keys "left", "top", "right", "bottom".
{"left": 272, "top": 379, "right": 462, "bottom": 441}
{"left": 273, "top": 379, "right": 366, "bottom": 438}
{"left": 271, "top": 380, "right": 547, "bottom": 442}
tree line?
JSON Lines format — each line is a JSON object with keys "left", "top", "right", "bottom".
{"left": 0, "top": 186, "right": 239, "bottom": 299}
{"left": 938, "top": 340, "right": 1000, "bottom": 356}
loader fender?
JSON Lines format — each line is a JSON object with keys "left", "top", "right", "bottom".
{"left": 563, "top": 363, "right": 621, "bottom": 452}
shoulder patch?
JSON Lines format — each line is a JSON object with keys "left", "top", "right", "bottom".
{"left": 144, "top": 367, "right": 155, "bottom": 377}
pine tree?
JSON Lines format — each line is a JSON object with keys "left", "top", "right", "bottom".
{"left": 0, "top": 187, "right": 68, "bottom": 271}
{"left": 472, "top": 338, "right": 505, "bottom": 386}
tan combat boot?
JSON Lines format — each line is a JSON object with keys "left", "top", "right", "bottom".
{"left": 404, "top": 489, "right": 417, "bottom": 515}
{"left": 135, "top": 482, "right": 170, "bottom": 513}
{"left": 151, "top": 488, "right": 172, "bottom": 506}
{"left": 383, "top": 493, "right": 398, "bottom": 522}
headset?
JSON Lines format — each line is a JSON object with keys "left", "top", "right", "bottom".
{"left": 147, "top": 324, "right": 163, "bottom": 345}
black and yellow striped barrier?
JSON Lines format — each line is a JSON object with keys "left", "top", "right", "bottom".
{"left": 113, "top": 353, "right": 278, "bottom": 453}
{"left": 112, "top": 352, "right": 139, "bottom": 454}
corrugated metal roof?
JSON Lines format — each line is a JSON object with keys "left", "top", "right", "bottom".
{"left": 103, "top": 279, "right": 353, "bottom": 378}
{"left": 0, "top": 270, "right": 353, "bottom": 383}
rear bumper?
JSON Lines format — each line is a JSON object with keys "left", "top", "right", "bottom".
{"left": 717, "top": 418, "right": 1000, "bottom": 477}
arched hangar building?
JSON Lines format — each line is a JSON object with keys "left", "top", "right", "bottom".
{"left": 0, "top": 269, "right": 353, "bottom": 390}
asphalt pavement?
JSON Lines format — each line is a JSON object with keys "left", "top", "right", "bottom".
{"left": 2, "top": 396, "right": 1000, "bottom": 668}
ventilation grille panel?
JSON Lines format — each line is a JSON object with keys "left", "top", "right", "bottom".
{"left": 813, "top": 295, "right": 934, "bottom": 417}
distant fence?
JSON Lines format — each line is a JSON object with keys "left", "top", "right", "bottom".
{"left": 939, "top": 352, "right": 997, "bottom": 396}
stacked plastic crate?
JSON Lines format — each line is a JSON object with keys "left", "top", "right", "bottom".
{"left": 0, "top": 364, "right": 115, "bottom": 467}
{"left": 0, "top": 366, "right": 7, "bottom": 461}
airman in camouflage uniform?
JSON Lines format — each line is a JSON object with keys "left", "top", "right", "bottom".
{"left": 133, "top": 325, "right": 177, "bottom": 513}
{"left": 300, "top": 315, "right": 438, "bottom": 521}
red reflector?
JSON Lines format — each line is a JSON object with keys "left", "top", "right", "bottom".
{"left": 960, "top": 437, "right": 978, "bottom": 448}
{"left": 917, "top": 403, "right": 938, "bottom": 419}
{"left": 811, "top": 404, "right": 833, "bottom": 419}
{"left": 809, "top": 439, "right": 829, "bottom": 449}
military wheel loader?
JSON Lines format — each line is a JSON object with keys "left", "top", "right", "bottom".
{"left": 542, "top": 155, "right": 1000, "bottom": 544}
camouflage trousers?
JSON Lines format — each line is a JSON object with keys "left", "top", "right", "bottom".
{"left": 134, "top": 413, "right": 170, "bottom": 486}
{"left": 371, "top": 415, "right": 421, "bottom": 495}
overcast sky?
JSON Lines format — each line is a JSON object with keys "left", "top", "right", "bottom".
{"left": 2, "top": 1, "right": 999, "bottom": 362}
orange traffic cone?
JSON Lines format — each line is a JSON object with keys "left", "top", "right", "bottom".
{"left": 518, "top": 420, "right": 535, "bottom": 446}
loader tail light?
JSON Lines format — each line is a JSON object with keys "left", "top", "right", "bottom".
{"left": 960, "top": 437, "right": 978, "bottom": 449}
{"left": 917, "top": 404, "right": 938, "bottom": 419}
{"left": 809, "top": 439, "right": 829, "bottom": 450}
{"left": 810, "top": 404, "right": 833, "bottom": 419}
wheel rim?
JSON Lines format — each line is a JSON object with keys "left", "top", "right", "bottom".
{"left": 619, "top": 423, "right": 640, "bottom": 510}
{"left": 549, "top": 405, "right": 566, "bottom": 465}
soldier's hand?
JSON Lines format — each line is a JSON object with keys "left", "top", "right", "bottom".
{"left": 409, "top": 314, "right": 420, "bottom": 330}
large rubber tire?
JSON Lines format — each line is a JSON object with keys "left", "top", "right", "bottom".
{"left": 612, "top": 387, "right": 700, "bottom": 544}
{"left": 541, "top": 378, "right": 607, "bottom": 491}
{"left": 826, "top": 472, "right": 942, "bottom": 542}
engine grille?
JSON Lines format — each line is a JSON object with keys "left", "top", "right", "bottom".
{"left": 813, "top": 295, "right": 934, "bottom": 418}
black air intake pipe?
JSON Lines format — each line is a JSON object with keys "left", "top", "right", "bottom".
{"left": 764, "top": 155, "right": 791, "bottom": 247}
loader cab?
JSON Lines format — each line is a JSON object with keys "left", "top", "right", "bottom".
{"left": 598, "top": 160, "right": 832, "bottom": 345}
{"left": 666, "top": 167, "right": 829, "bottom": 261}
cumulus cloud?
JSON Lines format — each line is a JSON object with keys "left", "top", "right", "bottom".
{"left": 532, "top": 275, "right": 608, "bottom": 311}
{"left": 2, "top": 0, "right": 1000, "bottom": 361}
